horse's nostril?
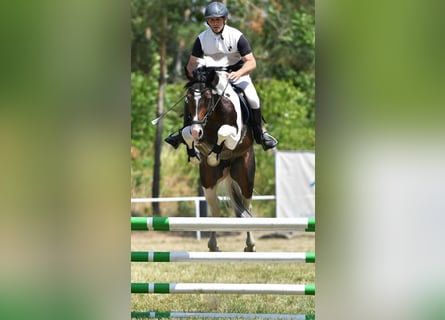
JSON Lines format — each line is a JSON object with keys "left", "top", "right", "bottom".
{"left": 191, "top": 125, "right": 203, "bottom": 140}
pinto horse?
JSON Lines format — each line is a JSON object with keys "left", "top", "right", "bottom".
{"left": 181, "top": 67, "right": 256, "bottom": 252}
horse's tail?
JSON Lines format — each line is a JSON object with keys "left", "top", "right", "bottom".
{"left": 226, "top": 179, "right": 253, "bottom": 218}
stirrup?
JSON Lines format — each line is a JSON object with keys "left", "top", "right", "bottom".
{"left": 261, "top": 132, "right": 278, "bottom": 151}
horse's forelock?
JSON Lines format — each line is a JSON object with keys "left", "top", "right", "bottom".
{"left": 185, "top": 69, "right": 218, "bottom": 91}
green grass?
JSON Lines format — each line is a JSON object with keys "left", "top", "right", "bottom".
{"left": 131, "top": 231, "right": 315, "bottom": 317}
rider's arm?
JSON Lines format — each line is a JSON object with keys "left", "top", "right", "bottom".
{"left": 186, "top": 55, "right": 200, "bottom": 78}
{"left": 186, "top": 38, "right": 204, "bottom": 78}
{"left": 227, "top": 53, "right": 256, "bottom": 81}
{"left": 227, "top": 35, "right": 256, "bottom": 81}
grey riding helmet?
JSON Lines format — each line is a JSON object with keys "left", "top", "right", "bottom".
{"left": 204, "top": 2, "right": 228, "bottom": 19}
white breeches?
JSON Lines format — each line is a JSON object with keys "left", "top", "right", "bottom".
{"left": 231, "top": 75, "right": 260, "bottom": 109}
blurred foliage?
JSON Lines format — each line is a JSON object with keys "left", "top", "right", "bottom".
{"left": 131, "top": 0, "right": 315, "bottom": 216}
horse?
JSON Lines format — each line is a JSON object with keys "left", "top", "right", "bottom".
{"left": 181, "top": 67, "right": 256, "bottom": 252}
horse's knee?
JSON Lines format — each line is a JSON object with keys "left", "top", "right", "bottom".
{"left": 206, "top": 144, "right": 223, "bottom": 167}
{"left": 207, "top": 152, "right": 220, "bottom": 167}
{"left": 218, "top": 125, "right": 239, "bottom": 150}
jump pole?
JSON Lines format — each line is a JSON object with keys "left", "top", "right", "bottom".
{"left": 131, "top": 217, "right": 315, "bottom": 232}
{"left": 131, "top": 283, "right": 315, "bottom": 295}
{"left": 131, "top": 251, "right": 315, "bottom": 263}
{"left": 131, "top": 311, "right": 315, "bottom": 319}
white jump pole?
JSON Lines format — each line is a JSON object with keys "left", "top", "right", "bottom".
{"left": 131, "top": 283, "right": 315, "bottom": 295}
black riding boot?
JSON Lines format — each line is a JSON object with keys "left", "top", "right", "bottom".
{"left": 164, "top": 103, "right": 189, "bottom": 149}
{"left": 164, "top": 104, "right": 198, "bottom": 160}
{"left": 164, "top": 131, "right": 183, "bottom": 149}
{"left": 251, "top": 108, "right": 278, "bottom": 151}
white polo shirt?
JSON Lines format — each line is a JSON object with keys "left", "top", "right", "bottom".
{"left": 191, "top": 25, "right": 252, "bottom": 68}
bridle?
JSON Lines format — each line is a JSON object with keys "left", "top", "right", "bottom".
{"left": 187, "top": 75, "right": 229, "bottom": 129}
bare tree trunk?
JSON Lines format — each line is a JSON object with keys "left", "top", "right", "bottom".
{"left": 174, "top": 39, "right": 183, "bottom": 79}
{"left": 152, "top": 16, "right": 167, "bottom": 216}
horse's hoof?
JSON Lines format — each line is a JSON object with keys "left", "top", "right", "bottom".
{"left": 244, "top": 245, "right": 256, "bottom": 252}
{"left": 209, "top": 246, "right": 221, "bottom": 252}
{"left": 207, "top": 152, "right": 220, "bottom": 167}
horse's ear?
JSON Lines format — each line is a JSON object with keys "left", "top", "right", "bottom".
{"left": 184, "top": 66, "right": 193, "bottom": 80}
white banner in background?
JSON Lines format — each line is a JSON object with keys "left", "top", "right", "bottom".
{"left": 275, "top": 151, "right": 315, "bottom": 218}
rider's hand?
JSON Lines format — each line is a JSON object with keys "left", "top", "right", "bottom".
{"left": 227, "top": 71, "right": 241, "bottom": 82}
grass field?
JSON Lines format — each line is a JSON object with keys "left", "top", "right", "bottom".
{"left": 131, "top": 230, "right": 315, "bottom": 318}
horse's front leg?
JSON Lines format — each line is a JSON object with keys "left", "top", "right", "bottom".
{"left": 207, "top": 125, "right": 240, "bottom": 167}
{"left": 203, "top": 187, "right": 221, "bottom": 252}
{"left": 207, "top": 143, "right": 223, "bottom": 167}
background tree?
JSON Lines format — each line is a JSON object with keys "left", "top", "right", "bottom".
{"left": 131, "top": 0, "right": 206, "bottom": 214}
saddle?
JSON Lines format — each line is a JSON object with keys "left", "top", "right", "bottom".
{"left": 231, "top": 85, "right": 250, "bottom": 125}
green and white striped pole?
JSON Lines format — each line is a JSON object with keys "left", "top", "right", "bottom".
{"left": 131, "top": 311, "right": 315, "bottom": 319}
{"left": 131, "top": 251, "right": 315, "bottom": 263}
{"left": 131, "top": 217, "right": 315, "bottom": 232}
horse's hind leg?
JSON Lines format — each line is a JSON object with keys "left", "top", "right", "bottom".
{"left": 241, "top": 201, "right": 256, "bottom": 252}
{"left": 231, "top": 188, "right": 256, "bottom": 252}
{"left": 203, "top": 187, "right": 221, "bottom": 252}
{"left": 245, "top": 231, "right": 256, "bottom": 252}
{"left": 230, "top": 153, "right": 256, "bottom": 252}
{"left": 208, "top": 231, "right": 220, "bottom": 252}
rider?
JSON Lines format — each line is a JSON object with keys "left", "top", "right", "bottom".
{"left": 165, "top": 1, "right": 278, "bottom": 153}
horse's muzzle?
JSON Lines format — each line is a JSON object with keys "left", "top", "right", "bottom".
{"left": 191, "top": 124, "right": 203, "bottom": 140}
